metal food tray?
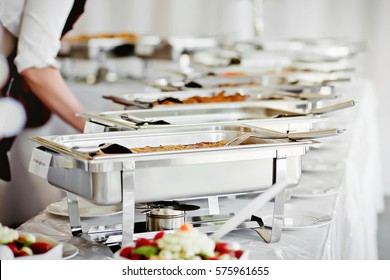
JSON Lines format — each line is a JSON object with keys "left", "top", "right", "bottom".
{"left": 185, "top": 72, "right": 351, "bottom": 89}
{"left": 60, "top": 34, "right": 138, "bottom": 59}
{"left": 80, "top": 101, "right": 326, "bottom": 133}
{"left": 29, "top": 125, "right": 317, "bottom": 244}
{"left": 104, "top": 88, "right": 322, "bottom": 110}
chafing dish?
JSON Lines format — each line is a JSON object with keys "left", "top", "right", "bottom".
{"left": 181, "top": 71, "right": 352, "bottom": 89}
{"left": 60, "top": 33, "right": 138, "bottom": 59}
{"left": 80, "top": 101, "right": 326, "bottom": 134}
{"left": 29, "top": 125, "right": 319, "bottom": 245}
{"left": 102, "top": 87, "right": 329, "bottom": 110}
{"left": 81, "top": 99, "right": 354, "bottom": 134}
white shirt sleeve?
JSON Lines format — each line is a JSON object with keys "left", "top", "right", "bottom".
{"left": 14, "top": 0, "right": 74, "bottom": 73}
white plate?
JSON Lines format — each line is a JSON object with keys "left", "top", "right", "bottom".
{"left": 262, "top": 210, "right": 333, "bottom": 230}
{"left": 292, "top": 175, "right": 339, "bottom": 198}
{"left": 302, "top": 158, "right": 344, "bottom": 172}
{"left": 46, "top": 198, "right": 122, "bottom": 218}
{"left": 62, "top": 243, "right": 79, "bottom": 259}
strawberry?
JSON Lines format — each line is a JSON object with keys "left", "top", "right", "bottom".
{"left": 130, "top": 254, "right": 142, "bottom": 260}
{"left": 234, "top": 250, "right": 244, "bottom": 259}
{"left": 135, "top": 238, "right": 151, "bottom": 248}
{"left": 15, "top": 250, "right": 29, "bottom": 257}
{"left": 7, "top": 242, "right": 19, "bottom": 254}
{"left": 153, "top": 231, "right": 165, "bottom": 242}
{"left": 208, "top": 257, "right": 219, "bottom": 260}
{"left": 29, "top": 242, "right": 52, "bottom": 254}
{"left": 119, "top": 247, "right": 133, "bottom": 259}
{"left": 215, "top": 242, "right": 232, "bottom": 255}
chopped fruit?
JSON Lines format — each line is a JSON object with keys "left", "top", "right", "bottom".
{"left": 179, "top": 223, "right": 193, "bottom": 231}
{"left": 29, "top": 242, "right": 52, "bottom": 255}
{"left": 132, "top": 246, "right": 158, "bottom": 258}
{"left": 135, "top": 238, "right": 152, "bottom": 248}
{"left": 117, "top": 226, "right": 245, "bottom": 260}
{"left": 215, "top": 242, "right": 233, "bottom": 256}
{"left": 234, "top": 250, "right": 244, "bottom": 259}
{"left": 15, "top": 250, "right": 29, "bottom": 257}
{"left": 18, "top": 233, "right": 36, "bottom": 245}
{"left": 19, "top": 246, "right": 33, "bottom": 256}
{"left": 7, "top": 242, "right": 19, "bottom": 254}
{"left": 0, "top": 224, "right": 19, "bottom": 244}
{"left": 153, "top": 231, "right": 165, "bottom": 242}
{"left": 130, "top": 254, "right": 142, "bottom": 260}
{"left": 0, "top": 225, "right": 57, "bottom": 258}
{"left": 119, "top": 247, "right": 133, "bottom": 259}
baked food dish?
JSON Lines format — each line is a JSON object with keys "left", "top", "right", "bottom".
{"left": 154, "top": 91, "right": 246, "bottom": 106}
{"left": 130, "top": 140, "right": 228, "bottom": 153}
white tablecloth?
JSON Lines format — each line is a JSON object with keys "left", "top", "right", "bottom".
{"left": 16, "top": 77, "right": 385, "bottom": 260}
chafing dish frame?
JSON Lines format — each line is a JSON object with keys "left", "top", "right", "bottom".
{"left": 80, "top": 101, "right": 326, "bottom": 134}
{"left": 104, "top": 87, "right": 335, "bottom": 110}
{"left": 29, "top": 125, "right": 317, "bottom": 245}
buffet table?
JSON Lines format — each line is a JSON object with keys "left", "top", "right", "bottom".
{"left": 17, "top": 77, "right": 384, "bottom": 260}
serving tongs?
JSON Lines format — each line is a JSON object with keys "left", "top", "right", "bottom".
{"left": 120, "top": 113, "right": 171, "bottom": 126}
{"left": 103, "top": 95, "right": 185, "bottom": 109}
{"left": 71, "top": 143, "right": 132, "bottom": 155}
{"left": 270, "top": 99, "right": 355, "bottom": 118}
{"left": 224, "top": 128, "right": 345, "bottom": 147}
{"left": 103, "top": 95, "right": 153, "bottom": 109}
{"left": 258, "top": 89, "right": 337, "bottom": 100}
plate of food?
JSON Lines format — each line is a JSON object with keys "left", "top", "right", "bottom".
{"left": 0, "top": 224, "right": 63, "bottom": 260}
{"left": 46, "top": 197, "right": 122, "bottom": 218}
{"left": 115, "top": 224, "right": 248, "bottom": 260}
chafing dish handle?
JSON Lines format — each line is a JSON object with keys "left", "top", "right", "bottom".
{"left": 103, "top": 95, "right": 153, "bottom": 109}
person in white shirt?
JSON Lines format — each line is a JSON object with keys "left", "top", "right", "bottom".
{"left": 0, "top": 0, "right": 87, "bottom": 181}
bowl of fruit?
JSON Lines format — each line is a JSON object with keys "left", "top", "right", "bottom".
{"left": 115, "top": 224, "right": 248, "bottom": 260}
{"left": 0, "top": 224, "right": 63, "bottom": 260}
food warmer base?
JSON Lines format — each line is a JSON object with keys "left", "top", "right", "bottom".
{"left": 29, "top": 125, "right": 317, "bottom": 246}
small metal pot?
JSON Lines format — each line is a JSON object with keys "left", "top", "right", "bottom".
{"left": 146, "top": 208, "right": 185, "bottom": 232}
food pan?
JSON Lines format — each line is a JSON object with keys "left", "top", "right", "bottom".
{"left": 29, "top": 125, "right": 325, "bottom": 243}
{"left": 80, "top": 101, "right": 326, "bottom": 134}
{"left": 29, "top": 125, "right": 317, "bottom": 205}
{"left": 102, "top": 88, "right": 322, "bottom": 110}
{"left": 182, "top": 72, "right": 351, "bottom": 89}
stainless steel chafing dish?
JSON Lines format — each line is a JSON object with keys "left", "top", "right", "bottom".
{"left": 102, "top": 87, "right": 327, "bottom": 110}
{"left": 81, "top": 99, "right": 354, "bottom": 135}
{"left": 80, "top": 101, "right": 326, "bottom": 134}
{"left": 181, "top": 72, "right": 352, "bottom": 89}
{"left": 29, "top": 125, "right": 320, "bottom": 245}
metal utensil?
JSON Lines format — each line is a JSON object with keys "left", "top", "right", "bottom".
{"left": 120, "top": 113, "right": 171, "bottom": 126}
{"left": 71, "top": 143, "right": 132, "bottom": 154}
{"left": 264, "top": 89, "right": 337, "bottom": 100}
{"left": 272, "top": 100, "right": 355, "bottom": 118}
{"left": 225, "top": 128, "right": 345, "bottom": 147}
{"left": 103, "top": 95, "right": 152, "bottom": 109}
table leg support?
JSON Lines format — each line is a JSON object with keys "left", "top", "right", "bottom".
{"left": 66, "top": 193, "right": 82, "bottom": 236}
{"left": 121, "top": 161, "right": 136, "bottom": 246}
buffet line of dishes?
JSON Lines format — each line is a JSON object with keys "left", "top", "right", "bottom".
{"left": 14, "top": 35, "right": 362, "bottom": 260}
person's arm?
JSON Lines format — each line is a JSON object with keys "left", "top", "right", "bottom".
{"left": 20, "top": 67, "right": 85, "bottom": 132}
{"left": 14, "top": 0, "right": 86, "bottom": 132}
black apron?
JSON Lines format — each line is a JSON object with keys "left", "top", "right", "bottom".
{"left": 0, "top": 0, "right": 86, "bottom": 181}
